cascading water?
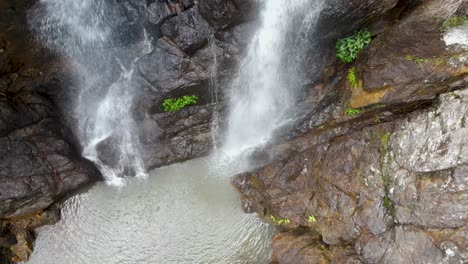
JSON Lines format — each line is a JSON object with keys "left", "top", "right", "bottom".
{"left": 30, "top": 0, "right": 150, "bottom": 185}
{"left": 25, "top": 0, "right": 326, "bottom": 263}
{"left": 221, "top": 0, "right": 323, "bottom": 158}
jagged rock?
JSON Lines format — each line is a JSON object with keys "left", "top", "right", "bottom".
{"left": 198, "top": 0, "right": 257, "bottom": 29}
{"left": 0, "top": 76, "right": 100, "bottom": 219}
{"left": 358, "top": 227, "right": 444, "bottom": 263}
{"left": 233, "top": 87, "right": 468, "bottom": 263}
{"left": 147, "top": 0, "right": 194, "bottom": 25}
{"left": 231, "top": 2, "right": 468, "bottom": 262}
{"left": 0, "top": 0, "right": 100, "bottom": 221}
{"left": 272, "top": 231, "right": 360, "bottom": 264}
{"left": 137, "top": 38, "right": 208, "bottom": 94}
{"left": 142, "top": 104, "right": 216, "bottom": 170}
{"left": 161, "top": 8, "right": 213, "bottom": 54}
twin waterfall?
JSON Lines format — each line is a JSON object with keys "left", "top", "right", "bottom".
{"left": 31, "top": 0, "right": 323, "bottom": 183}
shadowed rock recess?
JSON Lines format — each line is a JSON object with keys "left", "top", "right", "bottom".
{"left": 0, "top": 0, "right": 467, "bottom": 263}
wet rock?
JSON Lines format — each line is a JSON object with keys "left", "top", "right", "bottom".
{"left": 233, "top": 88, "right": 468, "bottom": 263}
{"left": 137, "top": 38, "right": 207, "bottom": 94}
{"left": 234, "top": 88, "right": 468, "bottom": 263}
{"left": 349, "top": 3, "right": 468, "bottom": 109}
{"left": 198, "top": 0, "right": 257, "bottom": 29}
{"left": 359, "top": 226, "right": 444, "bottom": 264}
{"left": 161, "top": 8, "right": 213, "bottom": 54}
{"left": 0, "top": 83, "right": 101, "bottom": 218}
{"left": 2, "top": 208, "right": 60, "bottom": 262}
{"left": 272, "top": 231, "right": 361, "bottom": 264}
{"left": 232, "top": 2, "right": 468, "bottom": 260}
{"left": 142, "top": 104, "right": 216, "bottom": 170}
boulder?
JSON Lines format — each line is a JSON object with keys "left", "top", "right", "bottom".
{"left": 0, "top": 74, "right": 100, "bottom": 219}
{"left": 161, "top": 8, "right": 213, "bottom": 54}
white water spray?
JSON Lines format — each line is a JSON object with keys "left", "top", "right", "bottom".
{"left": 221, "top": 0, "right": 323, "bottom": 159}
{"left": 30, "top": 0, "right": 150, "bottom": 185}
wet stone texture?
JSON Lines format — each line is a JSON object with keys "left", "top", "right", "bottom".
{"left": 233, "top": 88, "right": 468, "bottom": 264}
{"left": 232, "top": 1, "right": 468, "bottom": 263}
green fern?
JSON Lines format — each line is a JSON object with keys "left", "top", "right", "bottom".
{"left": 336, "top": 29, "right": 372, "bottom": 63}
{"left": 163, "top": 95, "right": 198, "bottom": 112}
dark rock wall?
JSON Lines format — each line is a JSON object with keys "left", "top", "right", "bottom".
{"left": 0, "top": 0, "right": 100, "bottom": 220}
{"left": 133, "top": 0, "right": 260, "bottom": 169}
{"left": 1, "top": 1, "right": 101, "bottom": 261}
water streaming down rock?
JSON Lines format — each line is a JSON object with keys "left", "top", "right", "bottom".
{"left": 30, "top": 0, "right": 150, "bottom": 185}
{"left": 221, "top": 0, "right": 324, "bottom": 158}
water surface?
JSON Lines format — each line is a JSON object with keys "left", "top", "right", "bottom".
{"left": 27, "top": 158, "right": 273, "bottom": 264}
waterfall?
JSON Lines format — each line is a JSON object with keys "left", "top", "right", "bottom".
{"left": 221, "top": 0, "right": 323, "bottom": 159}
{"left": 30, "top": 0, "right": 150, "bottom": 185}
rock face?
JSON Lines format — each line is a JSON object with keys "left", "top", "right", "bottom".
{"left": 0, "top": 0, "right": 101, "bottom": 261}
{"left": 0, "top": 74, "right": 100, "bottom": 219}
{"left": 232, "top": 1, "right": 468, "bottom": 263}
{"left": 0, "top": 0, "right": 101, "bottom": 218}
{"left": 132, "top": 0, "right": 259, "bottom": 169}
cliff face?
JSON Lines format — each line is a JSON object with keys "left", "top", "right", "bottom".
{"left": 232, "top": 1, "right": 468, "bottom": 263}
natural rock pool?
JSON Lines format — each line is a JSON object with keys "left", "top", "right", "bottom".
{"left": 26, "top": 157, "right": 273, "bottom": 264}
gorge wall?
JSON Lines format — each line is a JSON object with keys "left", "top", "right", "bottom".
{"left": 0, "top": 0, "right": 467, "bottom": 263}
{"left": 232, "top": 1, "right": 468, "bottom": 263}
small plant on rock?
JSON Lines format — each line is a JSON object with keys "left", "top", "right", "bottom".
{"left": 163, "top": 95, "right": 198, "bottom": 112}
{"left": 347, "top": 67, "right": 358, "bottom": 89}
{"left": 308, "top": 215, "right": 317, "bottom": 223}
{"left": 336, "top": 29, "right": 372, "bottom": 63}
{"left": 346, "top": 107, "right": 362, "bottom": 116}
{"left": 270, "top": 215, "right": 291, "bottom": 225}
{"left": 442, "top": 16, "right": 468, "bottom": 30}
{"left": 382, "top": 195, "right": 395, "bottom": 215}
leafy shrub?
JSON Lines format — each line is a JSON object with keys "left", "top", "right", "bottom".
{"left": 163, "top": 95, "right": 198, "bottom": 112}
{"left": 336, "top": 29, "right": 372, "bottom": 63}
{"left": 347, "top": 67, "right": 358, "bottom": 89}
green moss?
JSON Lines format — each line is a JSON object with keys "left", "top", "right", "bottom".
{"left": 336, "top": 29, "right": 372, "bottom": 63}
{"left": 377, "top": 130, "right": 395, "bottom": 217}
{"left": 404, "top": 55, "right": 445, "bottom": 70}
{"left": 382, "top": 195, "right": 394, "bottom": 213}
{"left": 442, "top": 16, "right": 468, "bottom": 30}
{"left": 378, "top": 132, "right": 391, "bottom": 145}
{"left": 163, "top": 95, "right": 198, "bottom": 112}
{"left": 347, "top": 67, "right": 358, "bottom": 89}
